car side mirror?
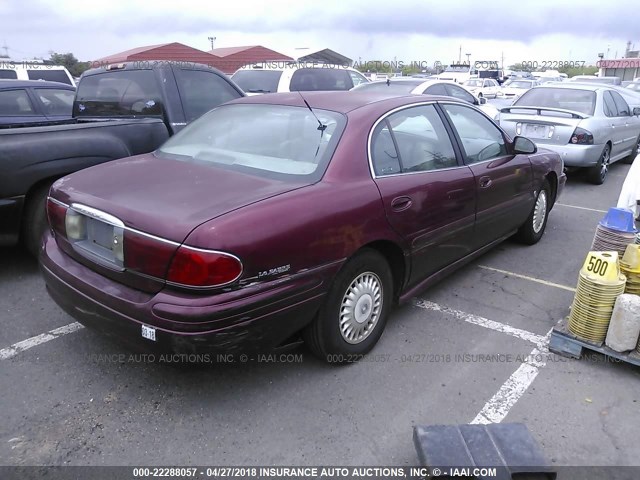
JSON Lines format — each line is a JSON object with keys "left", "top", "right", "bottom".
{"left": 479, "top": 96, "right": 487, "bottom": 105}
{"left": 633, "top": 107, "right": 640, "bottom": 116}
{"left": 513, "top": 136, "right": 537, "bottom": 154}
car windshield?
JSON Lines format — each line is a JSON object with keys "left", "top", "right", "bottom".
{"left": 156, "top": 104, "right": 346, "bottom": 181}
{"left": 231, "top": 70, "right": 283, "bottom": 93}
{"left": 505, "top": 80, "right": 532, "bottom": 88}
{"left": 353, "top": 80, "right": 423, "bottom": 93}
{"left": 514, "top": 87, "right": 596, "bottom": 115}
{"left": 464, "top": 80, "right": 484, "bottom": 87}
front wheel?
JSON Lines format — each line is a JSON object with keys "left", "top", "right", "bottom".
{"left": 303, "top": 249, "right": 393, "bottom": 363}
{"left": 587, "top": 144, "right": 611, "bottom": 185}
{"left": 515, "top": 180, "right": 550, "bottom": 245}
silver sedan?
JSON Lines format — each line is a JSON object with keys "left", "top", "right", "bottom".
{"left": 500, "top": 83, "right": 640, "bottom": 185}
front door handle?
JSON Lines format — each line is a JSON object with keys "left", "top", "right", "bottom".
{"left": 479, "top": 176, "right": 493, "bottom": 188}
{"left": 391, "top": 196, "right": 413, "bottom": 212}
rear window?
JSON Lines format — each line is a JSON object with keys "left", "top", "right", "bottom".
{"left": 290, "top": 68, "right": 353, "bottom": 91}
{"left": 174, "top": 69, "right": 242, "bottom": 121}
{"left": 353, "top": 81, "right": 423, "bottom": 93}
{"left": 231, "top": 70, "right": 283, "bottom": 93}
{"left": 27, "top": 69, "right": 72, "bottom": 85}
{"left": 505, "top": 80, "right": 533, "bottom": 88}
{"left": 74, "top": 70, "right": 163, "bottom": 117}
{"left": 35, "top": 88, "right": 74, "bottom": 116}
{"left": 514, "top": 88, "right": 596, "bottom": 115}
{"left": 0, "top": 70, "right": 18, "bottom": 79}
{"left": 156, "top": 104, "right": 346, "bottom": 182}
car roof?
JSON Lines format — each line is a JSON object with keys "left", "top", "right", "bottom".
{"left": 0, "top": 79, "right": 76, "bottom": 89}
{"left": 530, "top": 83, "right": 605, "bottom": 91}
{"left": 225, "top": 90, "right": 464, "bottom": 114}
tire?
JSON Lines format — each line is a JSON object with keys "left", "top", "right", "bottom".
{"left": 303, "top": 249, "right": 393, "bottom": 363}
{"left": 623, "top": 136, "right": 640, "bottom": 164}
{"left": 21, "top": 182, "right": 52, "bottom": 257}
{"left": 515, "top": 180, "right": 550, "bottom": 245}
{"left": 587, "top": 144, "right": 611, "bottom": 185}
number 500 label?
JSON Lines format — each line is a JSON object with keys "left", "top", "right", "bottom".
{"left": 586, "top": 255, "right": 609, "bottom": 276}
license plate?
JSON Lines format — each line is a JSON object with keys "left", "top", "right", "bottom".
{"left": 524, "top": 124, "right": 548, "bottom": 139}
{"left": 141, "top": 325, "right": 156, "bottom": 341}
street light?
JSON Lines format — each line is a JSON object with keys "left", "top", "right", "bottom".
{"left": 208, "top": 36, "right": 216, "bottom": 50}
{"left": 465, "top": 53, "right": 471, "bottom": 65}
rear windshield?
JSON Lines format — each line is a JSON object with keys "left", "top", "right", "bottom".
{"left": 74, "top": 70, "right": 163, "bottom": 117}
{"left": 353, "top": 81, "right": 423, "bottom": 93}
{"left": 156, "top": 103, "right": 346, "bottom": 182}
{"left": 27, "top": 69, "right": 72, "bottom": 85}
{"left": 231, "top": 70, "right": 283, "bottom": 93}
{"left": 505, "top": 80, "right": 533, "bottom": 88}
{"left": 514, "top": 87, "right": 596, "bottom": 115}
{"left": 290, "top": 68, "right": 353, "bottom": 91}
{"left": 0, "top": 70, "right": 18, "bottom": 79}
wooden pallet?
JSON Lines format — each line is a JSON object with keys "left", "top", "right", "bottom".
{"left": 549, "top": 317, "right": 640, "bottom": 366}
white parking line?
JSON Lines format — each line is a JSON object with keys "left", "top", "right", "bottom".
{"left": 0, "top": 322, "right": 84, "bottom": 361}
{"left": 412, "top": 299, "right": 545, "bottom": 346}
{"left": 471, "top": 332, "right": 551, "bottom": 424}
{"left": 555, "top": 203, "right": 607, "bottom": 214}
{"left": 477, "top": 265, "right": 576, "bottom": 292}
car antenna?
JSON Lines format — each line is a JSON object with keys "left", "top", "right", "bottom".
{"left": 297, "top": 91, "right": 327, "bottom": 132}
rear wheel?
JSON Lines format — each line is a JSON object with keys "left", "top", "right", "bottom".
{"left": 587, "top": 144, "right": 610, "bottom": 185}
{"left": 515, "top": 180, "right": 550, "bottom": 245}
{"left": 21, "top": 182, "right": 52, "bottom": 257}
{"left": 623, "top": 136, "right": 640, "bottom": 164}
{"left": 303, "top": 249, "right": 393, "bottom": 363}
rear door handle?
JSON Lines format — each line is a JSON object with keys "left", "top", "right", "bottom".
{"left": 391, "top": 196, "right": 413, "bottom": 212}
{"left": 479, "top": 176, "right": 493, "bottom": 188}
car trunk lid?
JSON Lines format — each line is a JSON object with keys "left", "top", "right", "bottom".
{"left": 500, "top": 106, "right": 588, "bottom": 145}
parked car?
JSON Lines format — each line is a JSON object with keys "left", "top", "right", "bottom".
{"left": 352, "top": 78, "right": 500, "bottom": 122}
{"left": 0, "top": 62, "right": 76, "bottom": 86}
{"left": 41, "top": 91, "right": 565, "bottom": 361}
{"left": 231, "top": 63, "right": 369, "bottom": 94}
{"left": 0, "top": 61, "right": 244, "bottom": 255}
{"left": 0, "top": 80, "right": 75, "bottom": 127}
{"left": 625, "top": 82, "right": 640, "bottom": 93}
{"left": 500, "top": 79, "right": 540, "bottom": 99}
{"left": 500, "top": 84, "right": 640, "bottom": 185}
{"left": 569, "top": 75, "right": 621, "bottom": 85}
{"left": 462, "top": 78, "right": 501, "bottom": 98}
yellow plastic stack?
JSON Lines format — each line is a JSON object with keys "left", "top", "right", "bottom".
{"left": 620, "top": 244, "right": 640, "bottom": 295}
{"left": 568, "top": 251, "right": 626, "bottom": 342}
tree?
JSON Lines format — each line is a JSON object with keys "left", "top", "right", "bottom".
{"left": 48, "top": 52, "right": 91, "bottom": 77}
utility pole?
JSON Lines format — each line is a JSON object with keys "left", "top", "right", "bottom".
{"left": 459, "top": 45, "right": 462, "bottom": 63}
{"left": 208, "top": 36, "right": 216, "bottom": 50}
{"left": 501, "top": 51, "right": 504, "bottom": 70}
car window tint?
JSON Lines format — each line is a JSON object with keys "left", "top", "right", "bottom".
{"left": 445, "top": 84, "right": 476, "bottom": 104}
{"left": 35, "top": 88, "right": 74, "bottom": 116}
{"left": 0, "top": 69, "right": 18, "bottom": 79}
{"left": 423, "top": 84, "right": 448, "bottom": 95}
{"left": 290, "top": 68, "right": 353, "bottom": 91}
{"left": 0, "top": 89, "right": 36, "bottom": 115}
{"left": 442, "top": 103, "right": 508, "bottom": 164}
{"left": 610, "top": 91, "right": 630, "bottom": 116}
{"left": 370, "top": 122, "right": 401, "bottom": 176}
{"left": 348, "top": 70, "right": 368, "bottom": 87}
{"left": 384, "top": 105, "right": 458, "bottom": 173}
{"left": 602, "top": 91, "right": 618, "bottom": 117}
{"left": 175, "top": 69, "right": 242, "bottom": 121}
{"left": 27, "top": 69, "right": 72, "bottom": 85}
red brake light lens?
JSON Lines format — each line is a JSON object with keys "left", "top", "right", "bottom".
{"left": 569, "top": 127, "right": 594, "bottom": 145}
{"left": 46, "top": 198, "right": 67, "bottom": 237}
{"left": 167, "top": 247, "right": 243, "bottom": 288}
{"left": 122, "top": 230, "right": 177, "bottom": 279}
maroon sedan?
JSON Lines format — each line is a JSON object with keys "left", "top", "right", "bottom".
{"left": 41, "top": 91, "right": 566, "bottom": 362}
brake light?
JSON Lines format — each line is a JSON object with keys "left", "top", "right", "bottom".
{"left": 167, "top": 247, "right": 243, "bottom": 288}
{"left": 46, "top": 198, "right": 67, "bottom": 237}
{"left": 122, "top": 230, "right": 177, "bottom": 279}
{"left": 569, "top": 127, "right": 594, "bottom": 145}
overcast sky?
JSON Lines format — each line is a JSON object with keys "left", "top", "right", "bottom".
{"left": 0, "top": 0, "right": 634, "bottom": 68}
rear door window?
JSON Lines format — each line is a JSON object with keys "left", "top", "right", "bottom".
{"left": 174, "top": 69, "right": 243, "bottom": 121}
{"left": 0, "top": 89, "right": 36, "bottom": 115}
{"left": 290, "top": 68, "right": 354, "bottom": 91}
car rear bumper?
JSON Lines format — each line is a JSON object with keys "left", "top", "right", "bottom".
{"left": 41, "top": 233, "right": 336, "bottom": 355}
{"left": 533, "top": 143, "right": 604, "bottom": 167}
{"left": 0, "top": 195, "right": 24, "bottom": 246}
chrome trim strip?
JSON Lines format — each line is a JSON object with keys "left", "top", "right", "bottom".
{"left": 69, "top": 203, "right": 125, "bottom": 228}
{"left": 47, "top": 196, "right": 67, "bottom": 208}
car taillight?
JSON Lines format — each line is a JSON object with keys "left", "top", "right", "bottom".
{"left": 46, "top": 197, "right": 67, "bottom": 237}
{"left": 122, "top": 230, "right": 177, "bottom": 279}
{"left": 167, "top": 247, "right": 243, "bottom": 288}
{"left": 569, "top": 127, "right": 594, "bottom": 145}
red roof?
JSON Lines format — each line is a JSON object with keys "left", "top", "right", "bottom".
{"left": 94, "top": 42, "right": 219, "bottom": 67}
{"left": 207, "top": 45, "right": 293, "bottom": 74}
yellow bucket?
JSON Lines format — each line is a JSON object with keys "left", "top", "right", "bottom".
{"left": 620, "top": 244, "right": 640, "bottom": 273}
{"left": 579, "top": 251, "right": 621, "bottom": 284}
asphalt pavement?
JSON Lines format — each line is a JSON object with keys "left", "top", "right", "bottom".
{"left": 1, "top": 159, "right": 639, "bottom": 471}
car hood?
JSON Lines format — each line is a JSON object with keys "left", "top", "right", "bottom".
{"left": 50, "top": 152, "right": 306, "bottom": 243}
